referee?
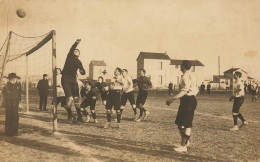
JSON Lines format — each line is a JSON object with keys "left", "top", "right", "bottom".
{"left": 166, "top": 60, "right": 198, "bottom": 153}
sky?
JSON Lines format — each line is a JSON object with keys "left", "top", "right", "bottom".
{"left": 0, "top": 0, "right": 260, "bottom": 81}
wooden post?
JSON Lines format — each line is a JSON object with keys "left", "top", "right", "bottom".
{"left": 26, "top": 55, "right": 29, "bottom": 112}
{"left": 218, "top": 56, "right": 220, "bottom": 89}
{"left": 52, "top": 30, "right": 58, "bottom": 132}
{"left": 0, "top": 32, "right": 12, "bottom": 89}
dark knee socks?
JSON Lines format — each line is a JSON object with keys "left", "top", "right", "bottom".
{"left": 91, "top": 111, "right": 96, "bottom": 119}
{"left": 233, "top": 115, "right": 238, "bottom": 125}
{"left": 116, "top": 111, "right": 121, "bottom": 123}
{"left": 181, "top": 134, "right": 190, "bottom": 146}
{"left": 132, "top": 108, "right": 137, "bottom": 115}
{"left": 76, "top": 108, "right": 82, "bottom": 119}
{"left": 107, "top": 111, "right": 111, "bottom": 122}
{"left": 237, "top": 113, "right": 245, "bottom": 122}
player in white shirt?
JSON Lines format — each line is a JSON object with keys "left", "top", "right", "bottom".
{"left": 120, "top": 69, "right": 137, "bottom": 120}
{"left": 229, "top": 71, "right": 248, "bottom": 131}
{"left": 251, "top": 81, "right": 258, "bottom": 102}
{"left": 104, "top": 67, "right": 124, "bottom": 128}
{"left": 166, "top": 60, "right": 199, "bottom": 153}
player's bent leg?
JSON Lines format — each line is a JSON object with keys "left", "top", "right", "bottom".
{"left": 174, "top": 127, "right": 190, "bottom": 153}
{"left": 74, "top": 97, "right": 84, "bottom": 123}
{"left": 131, "top": 104, "right": 138, "bottom": 121}
{"left": 115, "top": 109, "right": 122, "bottom": 128}
{"left": 230, "top": 112, "right": 239, "bottom": 131}
{"left": 91, "top": 110, "right": 98, "bottom": 123}
{"left": 66, "top": 97, "right": 74, "bottom": 123}
{"left": 119, "top": 105, "right": 125, "bottom": 120}
{"left": 104, "top": 109, "right": 112, "bottom": 129}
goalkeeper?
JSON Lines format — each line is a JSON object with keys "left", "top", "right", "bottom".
{"left": 61, "top": 39, "right": 86, "bottom": 123}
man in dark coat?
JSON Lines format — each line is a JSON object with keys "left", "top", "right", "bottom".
{"left": 168, "top": 81, "right": 173, "bottom": 95}
{"left": 2, "top": 73, "right": 20, "bottom": 136}
{"left": 200, "top": 82, "right": 205, "bottom": 94}
{"left": 207, "top": 82, "right": 211, "bottom": 94}
{"left": 37, "top": 74, "right": 49, "bottom": 111}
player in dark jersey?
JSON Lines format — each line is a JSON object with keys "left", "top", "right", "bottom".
{"left": 95, "top": 76, "right": 109, "bottom": 106}
{"left": 80, "top": 82, "right": 99, "bottom": 123}
{"left": 61, "top": 39, "right": 86, "bottom": 123}
{"left": 135, "top": 69, "right": 152, "bottom": 122}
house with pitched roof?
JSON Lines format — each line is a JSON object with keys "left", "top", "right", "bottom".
{"left": 89, "top": 60, "right": 107, "bottom": 80}
{"left": 136, "top": 52, "right": 204, "bottom": 89}
{"left": 223, "top": 68, "right": 254, "bottom": 89}
{"left": 210, "top": 68, "right": 255, "bottom": 90}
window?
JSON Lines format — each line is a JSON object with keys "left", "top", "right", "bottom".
{"left": 159, "top": 62, "right": 163, "bottom": 70}
{"left": 159, "top": 75, "right": 163, "bottom": 85}
{"left": 191, "top": 66, "right": 195, "bottom": 72}
{"left": 175, "top": 65, "right": 178, "bottom": 69}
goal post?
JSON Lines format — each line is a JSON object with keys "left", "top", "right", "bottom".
{"left": 0, "top": 30, "right": 58, "bottom": 132}
{"left": 52, "top": 30, "right": 58, "bottom": 132}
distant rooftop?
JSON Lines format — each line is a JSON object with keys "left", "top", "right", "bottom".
{"left": 89, "top": 60, "right": 106, "bottom": 66}
{"left": 213, "top": 75, "right": 230, "bottom": 79}
{"left": 223, "top": 68, "right": 248, "bottom": 74}
{"left": 137, "top": 52, "right": 171, "bottom": 60}
{"left": 170, "top": 59, "right": 204, "bottom": 66}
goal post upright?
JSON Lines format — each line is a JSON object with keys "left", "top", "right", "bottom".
{"left": 52, "top": 30, "right": 58, "bottom": 132}
{"left": 26, "top": 55, "right": 29, "bottom": 112}
{"left": 0, "top": 32, "right": 12, "bottom": 89}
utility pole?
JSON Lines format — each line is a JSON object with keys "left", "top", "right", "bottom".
{"left": 218, "top": 56, "right": 220, "bottom": 89}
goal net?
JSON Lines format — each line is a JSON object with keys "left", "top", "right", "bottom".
{"left": 0, "top": 30, "right": 58, "bottom": 131}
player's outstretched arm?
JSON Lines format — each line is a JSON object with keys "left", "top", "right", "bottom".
{"left": 166, "top": 91, "right": 187, "bottom": 106}
{"left": 69, "top": 39, "right": 81, "bottom": 55}
{"left": 229, "top": 95, "right": 234, "bottom": 101}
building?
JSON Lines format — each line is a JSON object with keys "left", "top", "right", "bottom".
{"left": 211, "top": 75, "right": 231, "bottom": 90}
{"left": 136, "top": 52, "right": 204, "bottom": 89}
{"left": 210, "top": 68, "right": 254, "bottom": 90}
{"left": 170, "top": 59, "right": 204, "bottom": 87}
{"left": 89, "top": 60, "right": 107, "bottom": 80}
{"left": 223, "top": 68, "right": 254, "bottom": 89}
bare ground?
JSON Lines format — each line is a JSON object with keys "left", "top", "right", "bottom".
{"left": 0, "top": 91, "right": 260, "bottom": 162}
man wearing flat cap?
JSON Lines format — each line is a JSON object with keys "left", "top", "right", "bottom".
{"left": 2, "top": 73, "right": 20, "bottom": 136}
{"left": 37, "top": 74, "right": 49, "bottom": 111}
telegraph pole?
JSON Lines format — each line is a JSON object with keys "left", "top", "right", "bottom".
{"left": 218, "top": 56, "right": 220, "bottom": 89}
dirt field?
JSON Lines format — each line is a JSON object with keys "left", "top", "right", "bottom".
{"left": 0, "top": 91, "right": 260, "bottom": 162}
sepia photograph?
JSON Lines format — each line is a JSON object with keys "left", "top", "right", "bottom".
{"left": 0, "top": 0, "right": 259, "bottom": 161}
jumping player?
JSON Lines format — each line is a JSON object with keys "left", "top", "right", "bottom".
{"left": 61, "top": 39, "right": 86, "bottom": 123}
{"left": 120, "top": 69, "right": 137, "bottom": 120}
{"left": 229, "top": 71, "right": 248, "bottom": 131}
{"left": 80, "top": 82, "right": 99, "bottom": 123}
{"left": 104, "top": 67, "right": 124, "bottom": 128}
{"left": 135, "top": 69, "right": 152, "bottom": 122}
{"left": 166, "top": 60, "right": 199, "bottom": 153}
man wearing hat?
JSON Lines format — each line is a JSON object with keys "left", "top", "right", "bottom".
{"left": 2, "top": 73, "right": 20, "bottom": 136}
{"left": 37, "top": 74, "right": 49, "bottom": 111}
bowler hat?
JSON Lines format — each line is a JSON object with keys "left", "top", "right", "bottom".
{"left": 8, "top": 73, "right": 17, "bottom": 79}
